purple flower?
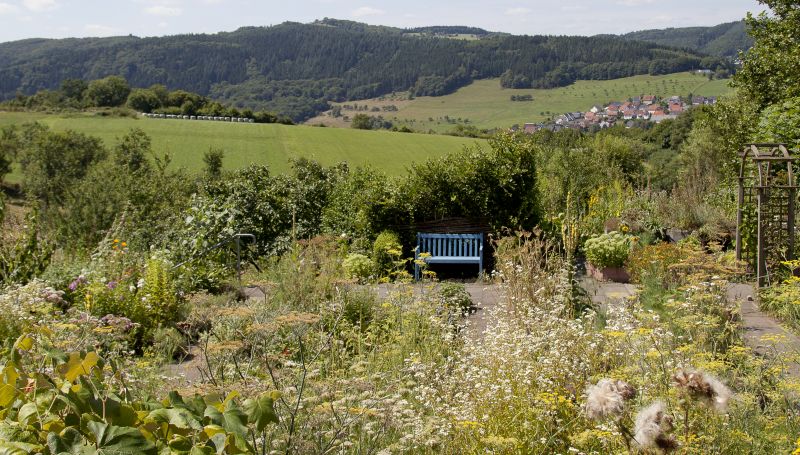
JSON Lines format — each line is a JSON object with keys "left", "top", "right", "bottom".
{"left": 68, "top": 280, "right": 79, "bottom": 291}
{"left": 106, "top": 281, "right": 118, "bottom": 290}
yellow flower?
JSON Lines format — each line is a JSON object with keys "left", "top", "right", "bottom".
{"left": 113, "top": 239, "right": 120, "bottom": 243}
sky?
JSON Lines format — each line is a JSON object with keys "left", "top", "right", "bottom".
{"left": 0, "top": 0, "right": 766, "bottom": 43}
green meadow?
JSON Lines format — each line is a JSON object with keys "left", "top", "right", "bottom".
{"left": 0, "top": 112, "right": 485, "bottom": 183}
{"left": 317, "top": 72, "right": 733, "bottom": 133}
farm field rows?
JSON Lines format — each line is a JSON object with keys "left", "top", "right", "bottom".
{"left": 0, "top": 112, "right": 484, "bottom": 183}
{"left": 309, "top": 72, "right": 733, "bottom": 133}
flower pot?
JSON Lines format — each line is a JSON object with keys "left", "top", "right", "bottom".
{"left": 587, "top": 262, "right": 630, "bottom": 283}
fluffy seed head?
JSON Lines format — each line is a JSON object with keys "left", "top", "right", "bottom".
{"left": 585, "top": 378, "right": 637, "bottom": 420}
{"left": 634, "top": 401, "right": 678, "bottom": 452}
{"left": 673, "top": 369, "right": 732, "bottom": 412}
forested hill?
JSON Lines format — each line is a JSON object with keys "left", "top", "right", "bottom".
{"left": 0, "top": 19, "right": 727, "bottom": 121}
{"left": 619, "top": 21, "right": 752, "bottom": 57}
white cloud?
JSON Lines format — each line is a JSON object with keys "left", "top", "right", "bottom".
{"left": 615, "top": 0, "right": 655, "bottom": 6}
{"left": 84, "top": 24, "right": 119, "bottom": 37}
{"left": 351, "top": 6, "right": 384, "bottom": 17}
{"left": 157, "top": 21, "right": 168, "bottom": 28}
{"left": 145, "top": 5, "right": 182, "bottom": 16}
{"left": 22, "top": 0, "right": 57, "bottom": 12}
{"left": 505, "top": 7, "right": 531, "bottom": 15}
{"left": 0, "top": 2, "right": 18, "bottom": 13}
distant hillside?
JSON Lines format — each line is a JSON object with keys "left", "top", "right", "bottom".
{"left": 0, "top": 19, "right": 727, "bottom": 121}
{"left": 620, "top": 21, "right": 752, "bottom": 57}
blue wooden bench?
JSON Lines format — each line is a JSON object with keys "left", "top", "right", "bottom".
{"left": 414, "top": 233, "right": 484, "bottom": 280}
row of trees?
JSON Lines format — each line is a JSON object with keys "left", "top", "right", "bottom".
{"left": 2, "top": 76, "right": 291, "bottom": 124}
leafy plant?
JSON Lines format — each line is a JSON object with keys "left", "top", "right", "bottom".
{"left": 584, "top": 231, "right": 631, "bottom": 268}
{"left": 436, "top": 282, "right": 475, "bottom": 315}
{"left": 342, "top": 253, "right": 373, "bottom": 282}
{"left": 372, "top": 230, "right": 402, "bottom": 277}
{"left": 0, "top": 333, "right": 279, "bottom": 454}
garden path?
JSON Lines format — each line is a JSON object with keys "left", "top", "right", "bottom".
{"left": 727, "top": 283, "right": 800, "bottom": 378}
{"left": 578, "top": 276, "right": 638, "bottom": 306}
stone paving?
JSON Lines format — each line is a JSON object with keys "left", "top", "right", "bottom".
{"left": 727, "top": 282, "right": 800, "bottom": 377}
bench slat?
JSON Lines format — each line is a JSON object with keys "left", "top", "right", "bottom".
{"left": 415, "top": 232, "right": 484, "bottom": 280}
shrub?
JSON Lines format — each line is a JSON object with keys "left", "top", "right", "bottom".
{"left": 342, "top": 253, "right": 373, "bottom": 282}
{"left": 626, "top": 242, "right": 689, "bottom": 287}
{"left": 372, "top": 230, "right": 402, "bottom": 277}
{"left": 584, "top": 231, "right": 631, "bottom": 268}
{"left": 436, "top": 282, "right": 475, "bottom": 315}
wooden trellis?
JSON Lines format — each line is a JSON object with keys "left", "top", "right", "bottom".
{"left": 736, "top": 144, "right": 798, "bottom": 287}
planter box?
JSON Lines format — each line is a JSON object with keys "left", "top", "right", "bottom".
{"left": 587, "top": 262, "right": 630, "bottom": 283}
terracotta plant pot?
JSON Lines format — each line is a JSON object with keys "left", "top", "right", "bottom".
{"left": 586, "top": 262, "right": 630, "bottom": 283}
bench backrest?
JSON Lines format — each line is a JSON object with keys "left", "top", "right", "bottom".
{"left": 417, "top": 233, "right": 483, "bottom": 257}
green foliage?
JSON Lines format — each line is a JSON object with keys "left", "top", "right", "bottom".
{"left": 126, "top": 88, "right": 162, "bottom": 113}
{"left": 756, "top": 96, "right": 800, "bottom": 148}
{"left": 436, "top": 282, "right": 475, "bottom": 315}
{"left": 621, "top": 21, "right": 752, "bottom": 57}
{"left": 734, "top": 0, "right": 800, "bottom": 110}
{"left": 0, "top": 335, "right": 278, "bottom": 454}
{"left": 85, "top": 75, "right": 131, "bottom": 108}
{"left": 400, "top": 131, "right": 541, "bottom": 231}
{"left": 152, "top": 326, "right": 188, "bottom": 361}
{"left": 0, "top": 206, "right": 53, "bottom": 286}
{"left": 342, "top": 253, "right": 373, "bottom": 282}
{"left": 55, "top": 135, "right": 193, "bottom": 250}
{"left": 584, "top": 231, "right": 631, "bottom": 268}
{"left": 203, "top": 147, "right": 224, "bottom": 179}
{"left": 60, "top": 78, "right": 88, "bottom": 102}
{"left": 114, "top": 127, "right": 152, "bottom": 173}
{"left": 322, "top": 167, "right": 396, "bottom": 248}
{"left": 18, "top": 124, "right": 107, "bottom": 204}
{"left": 351, "top": 113, "right": 373, "bottom": 130}
{"left": 372, "top": 231, "right": 401, "bottom": 277}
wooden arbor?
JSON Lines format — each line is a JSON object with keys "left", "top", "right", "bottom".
{"left": 736, "top": 144, "right": 798, "bottom": 287}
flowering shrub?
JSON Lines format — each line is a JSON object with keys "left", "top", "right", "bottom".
{"left": 627, "top": 242, "right": 689, "bottom": 286}
{"left": 584, "top": 231, "right": 631, "bottom": 268}
{"left": 343, "top": 253, "right": 373, "bottom": 282}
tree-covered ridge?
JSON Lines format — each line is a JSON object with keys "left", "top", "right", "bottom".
{"left": 619, "top": 21, "right": 753, "bottom": 57}
{"left": 0, "top": 20, "right": 727, "bottom": 121}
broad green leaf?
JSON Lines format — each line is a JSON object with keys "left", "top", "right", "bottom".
{"left": 13, "top": 335, "right": 33, "bottom": 352}
{"left": 59, "top": 352, "right": 100, "bottom": 383}
{"left": 167, "top": 435, "right": 192, "bottom": 452}
{"left": 88, "top": 421, "right": 157, "bottom": 455}
{"left": 203, "top": 406, "right": 223, "bottom": 426}
{"left": 0, "top": 384, "right": 16, "bottom": 408}
{"left": 220, "top": 401, "right": 247, "bottom": 438}
{"left": 242, "top": 393, "right": 278, "bottom": 432}
{"left": 189, "top": 446, "right": 215, "bottom": 455}
{"left": 0, "top": 441, "right": 36, "bottom": 455}
{"left": 17, "top": 402, "right": 38, "bottom": 426}
{"left": 46, "top": 427, "right": 85, "bottom": 454}
{"left": 146, "top": 408, "right": 202, "bottom": 431}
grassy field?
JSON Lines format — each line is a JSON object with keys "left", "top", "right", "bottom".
{"left": 0, "top": 112, "right": 485, "bottom": 183}
{"left": 309, "top": 72, "right": 733, "bottom": 133}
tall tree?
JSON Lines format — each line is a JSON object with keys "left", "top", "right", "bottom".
{"left": 734, "top": 0, "right": 800, "bottom": 109}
